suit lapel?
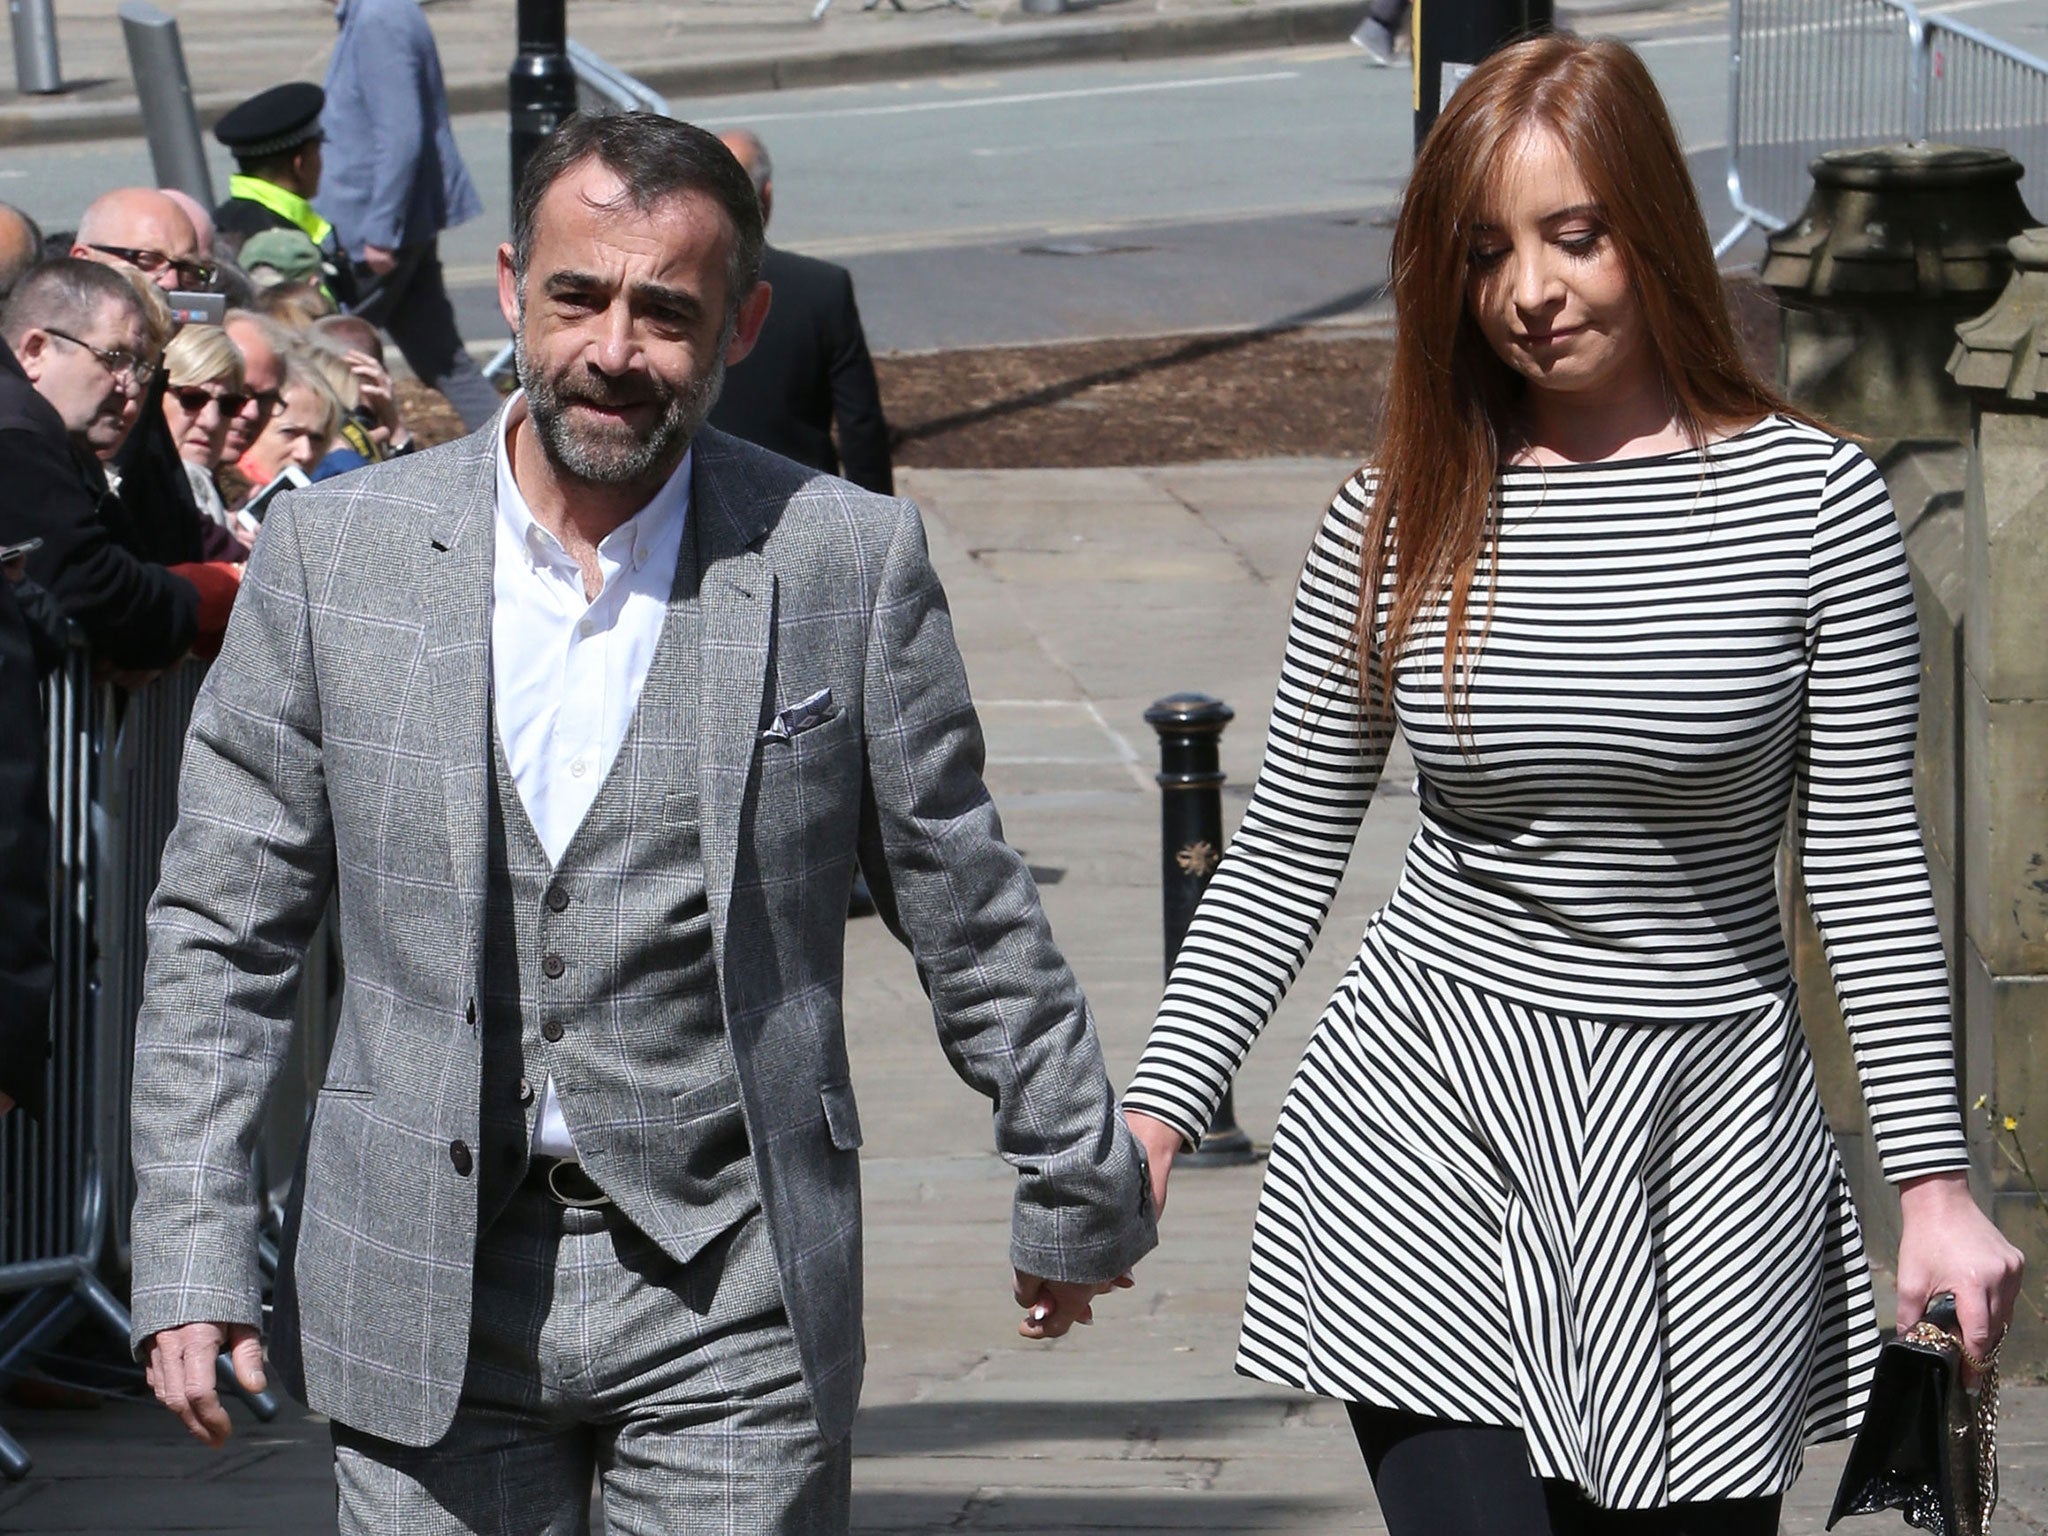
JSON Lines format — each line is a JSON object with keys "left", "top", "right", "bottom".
{"left": 691, "top": 433, "right": 778, "bottom": 959}
{"left": 421, "top": 428, "right": 500, "bottom": 992}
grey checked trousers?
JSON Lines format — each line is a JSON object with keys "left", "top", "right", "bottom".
{"left": 331, "top": 1189, "right": 849, "bottom": 1535}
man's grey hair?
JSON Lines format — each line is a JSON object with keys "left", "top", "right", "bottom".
{"left": 1, "top": 257, "right": 146, "bottom": 349}
{"left": 509, "top": 113, "right": 765, "bottom": 320}
{"left": 726, "top": 130, "right": 772, "bottom": 201}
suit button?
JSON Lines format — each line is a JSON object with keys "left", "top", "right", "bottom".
{"left": 449, "top": 1140, "right": 473, "bottom": 1176}
{"left": 518, "top": 1077, "right": 534, "bottom": 1105}
{"left": 542, "top": 1019, "right": 564, "bottom": 1043}
{"left": 546, "top": 884, "right": 569, "bottom": 913}
{"left": 542, "top": 953, "right": 565, "bottom": 979}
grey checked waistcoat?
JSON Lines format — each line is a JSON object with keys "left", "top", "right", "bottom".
{"left": 474, "top": 523, "right": 761, "bottom": 1260}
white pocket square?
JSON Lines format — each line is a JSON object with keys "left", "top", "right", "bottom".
{"left": 762, "top": 686, "right": 837, "bottom": 742}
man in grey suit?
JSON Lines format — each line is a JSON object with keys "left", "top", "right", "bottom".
{"left": 130, "top": 113, "right": 1155, "bottom": 1533}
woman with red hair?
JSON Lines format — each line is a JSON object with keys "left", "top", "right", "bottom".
{"left": 1121, "top": 33, "right": 2021, "bottom": 1534}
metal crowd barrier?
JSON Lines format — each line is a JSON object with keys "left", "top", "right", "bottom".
{"left": 0, "top": 655, "right": 309, "bottom": 1480}
{"left": 1922, "top": 11, "right": 2048, "bottom": 214}
{"left": 1718, "top": 0, "right": 2048, "bottom": 257}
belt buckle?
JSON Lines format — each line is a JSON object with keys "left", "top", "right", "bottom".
{"left": 543, "top": 1159, "right": 611, "bottom": 1209}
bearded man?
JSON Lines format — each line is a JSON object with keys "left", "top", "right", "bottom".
{"left": 128, "top": 113, "right": 1154, "bottom": 1533}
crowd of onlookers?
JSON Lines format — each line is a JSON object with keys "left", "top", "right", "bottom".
{"left": 0, "top": 43, "right": 494, "bottom": 1118}
{"left": 0, "top": 0, "right": 897, "bottom": 1116}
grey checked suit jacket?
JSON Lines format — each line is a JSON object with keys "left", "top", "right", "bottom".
{"left": 128, "top": 420, "right": 1157, "bottom": 1448}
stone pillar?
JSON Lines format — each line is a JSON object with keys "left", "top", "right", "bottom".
{"left": 1762, "top": 145, "right": 2035, "bottom": 1258}
{"left": 1947, "top": 230, "right": 2048, "bottom": 1362}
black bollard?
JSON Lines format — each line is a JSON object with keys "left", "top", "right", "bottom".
{"left": 1145, "top": 693, "right": 1259, "bottom": 1167}
{"left": 508, "top": 0, "right": 579, "bottom": 207}
{"left": 1413, "top": 0, "right": 1554, "bottom": 152}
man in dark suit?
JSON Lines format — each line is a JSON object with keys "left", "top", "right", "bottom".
{"left": 708, "top": 130, "right": 893, "bottom": 495}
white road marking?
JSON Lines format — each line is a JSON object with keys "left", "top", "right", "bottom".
{"left": 699, "top": 69, "right": 1302, "bottom": 128}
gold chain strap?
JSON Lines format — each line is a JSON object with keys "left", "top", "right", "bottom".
{"left": 1901, "top": 1320, "right": 2001, "bottom": 1528}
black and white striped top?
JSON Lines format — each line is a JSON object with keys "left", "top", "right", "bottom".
{"left": 1124, "top": 416, "right": 1968, "bottom": 1182}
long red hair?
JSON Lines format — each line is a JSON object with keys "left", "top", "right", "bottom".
{"left": 1364, "top": 35, "right": 1800, "bottom": 721}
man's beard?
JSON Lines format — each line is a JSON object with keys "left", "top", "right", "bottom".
{"left": 516, "top": 328, "right": 726, "bottom": 489}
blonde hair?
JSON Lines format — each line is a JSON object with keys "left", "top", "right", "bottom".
{"left": 296, "top": 341, "right": 362, "bottom": 413}
{"left": 257, "top": 280, "right": 334, "bottom": 330}
{"left": 281, "top": 350, "right": 345, "bottom": 442}
{"left": 164, "top": 323, "right": 245, "bottom": 391}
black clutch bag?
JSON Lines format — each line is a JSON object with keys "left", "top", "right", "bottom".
{"left": 1827, "top": 1293, "right": 1999, "bottom": 1536}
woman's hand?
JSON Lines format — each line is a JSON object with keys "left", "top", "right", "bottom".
{"left": 344, "top": 350, "right": 410, "bottom": 450}
{"left": 1124, "top": 1108, "right": 1184, "bottom": 1219}
{"left": 1897, "top": 1170, "right": 2025, "bottom": 1369}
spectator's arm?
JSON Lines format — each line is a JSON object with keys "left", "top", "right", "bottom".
{"left": 826, "top": 268, "right": 894, "bottom": 497}
{"left": 4, "top": 425, "right": 199, "bottom": 670}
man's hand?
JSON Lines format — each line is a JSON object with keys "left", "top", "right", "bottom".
{"left": 360, "top": 244, "right": 399, "bottom": 277}
{"left": 1124, "top": 1108, "right": 1182, "bottom": 1218}
{"left": 1013, "top": 1271, "right": 1133, "bottom": 1340}
{"left": 0, "top": 1091, "right": 14, "bottom": 1115}
{"left": 144, "top": 1321, "right": 265, "bottom": 1447}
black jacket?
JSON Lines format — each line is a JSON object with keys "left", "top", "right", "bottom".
{"left": 709, "top": 245, "right": 893, "bottom": 495}
{"left": 0, "top": 345, "right": 199, "bottom": 669}
{"left": 0, "top": 576, "right": 55, "bottom": 1117}
{"left": 111, "top": 375, "right": 239, "bottom": 566}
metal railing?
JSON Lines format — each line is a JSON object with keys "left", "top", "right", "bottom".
{"left": 1719, "top": 0, "right": 2048, "bottom": 256}
{"left": 1922, "top": 10, "right": 2048, "bottom": 213}
{"left": 0, "top": 655, "right": 285, "bottom": 1480}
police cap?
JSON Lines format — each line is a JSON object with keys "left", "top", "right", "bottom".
{"left": 213, "top": 83, "right": 326, "bottom": 160}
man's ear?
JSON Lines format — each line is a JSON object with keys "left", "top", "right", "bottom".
{"left": 14, "top": 329, "right": 50, "bottom": 384}
{"left": 723, "top": 281, "right": 774, "bottom": 368}
{"left": 496, "top": 243, "right": 522, "bottom": 335}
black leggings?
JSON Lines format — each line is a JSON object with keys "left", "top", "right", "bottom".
{"left": 1348, "top": 1407, "right": 1783, "bottom": 1536}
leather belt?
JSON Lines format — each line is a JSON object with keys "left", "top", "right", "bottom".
{"left": 529, "top": 1157, "right": 612, "bottom": 1209}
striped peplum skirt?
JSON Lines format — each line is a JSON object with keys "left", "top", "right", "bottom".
{"left": 1236, "top": 923, "right": 1881, "bottom": 1509}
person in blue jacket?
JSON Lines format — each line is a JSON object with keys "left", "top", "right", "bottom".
{"left": 315, "top": 0, "right": 500, "bottom": 432}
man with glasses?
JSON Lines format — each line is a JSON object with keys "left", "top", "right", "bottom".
{"left": 70, "top": 188, "right": 213, "bottom": 294}
{"left": 70, "top": 190, "right": 240, "bottom": 569}
{"left": 0, "top": 258, "right": 226, "bottom": 672}
{"left": 223, "top": 311, "right": 289, "bottom": 463}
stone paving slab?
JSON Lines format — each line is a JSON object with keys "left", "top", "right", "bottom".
{"left": 1, "top": 457, "right": 2039, "bottom": 1533}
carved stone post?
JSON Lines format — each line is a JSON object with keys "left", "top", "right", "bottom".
{"left": 1947, "top": 231, "right": 2048, "bottom": 1361}
{"left": 1762, "top": 144, "right": 2035, "bottom": 1256}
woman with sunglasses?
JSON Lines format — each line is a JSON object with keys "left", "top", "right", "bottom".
{"left": 158, "top": 324, "right": 250, "bottom": 549}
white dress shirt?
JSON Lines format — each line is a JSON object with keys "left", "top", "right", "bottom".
{"left": 491, "top": 394, "right": 692, "bottom": 1158}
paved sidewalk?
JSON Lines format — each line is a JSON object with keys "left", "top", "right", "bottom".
{"left": 0, "top": 0, "right": 1360, "bottom": 146}
{"left": 1, "top": 458, "right": 2038, "bottom": 1532}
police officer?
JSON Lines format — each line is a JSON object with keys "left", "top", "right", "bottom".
{"left": 212, "top": 83, "right": 357, "bottom": 309}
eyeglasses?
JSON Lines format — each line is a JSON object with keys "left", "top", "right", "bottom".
{"left": 169, "top": 384, "right": 251, "bottom": 417}
{"left": 246, "top": 388, "right": 284, "bottom": 420}
{"left": 42, "top": 327, "right": 157, "bottom": 389}
{"left": 85, "top": 243, "right": 218, "bottom": 290}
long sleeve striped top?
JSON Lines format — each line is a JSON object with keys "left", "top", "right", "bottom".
{"left": 1122, "top": 416, "right": 1969, "bottom": 1181}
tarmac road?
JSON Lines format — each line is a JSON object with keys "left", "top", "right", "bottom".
{"left": 2, "top": 0, "right": 2041, "bottom": 353}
